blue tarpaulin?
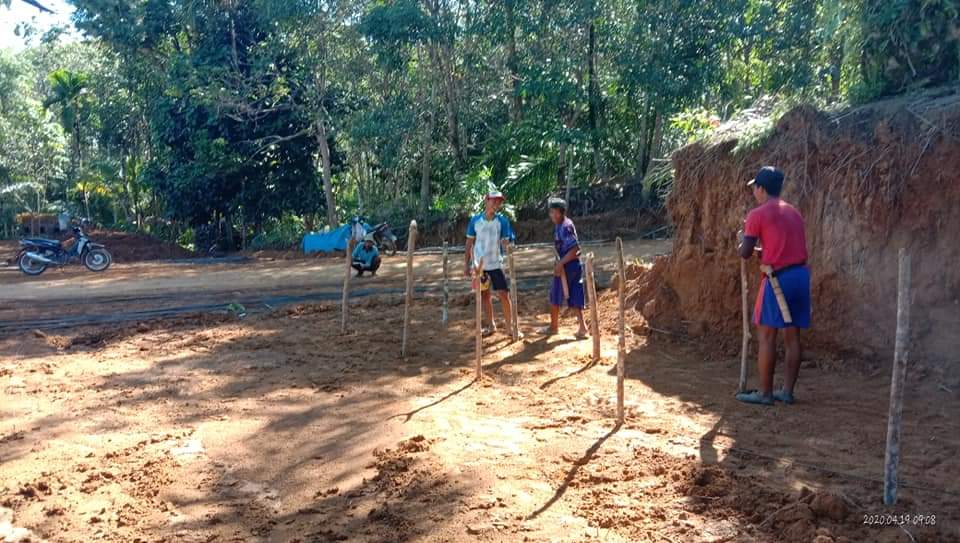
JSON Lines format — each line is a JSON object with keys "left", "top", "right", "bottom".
{"left": 302, "top": 223, "right": 371, "bottom": 254}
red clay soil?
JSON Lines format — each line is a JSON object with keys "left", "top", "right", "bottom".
{"left": 87, "top": 230, "right": 195, "bottom": 262}
{"left": 631, "top": 85, "right": 960, "bottom": 365}
{"left": 2, "top": 295, "right": 957, "bottom": 542}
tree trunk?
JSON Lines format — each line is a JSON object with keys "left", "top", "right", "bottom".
{"left": 426, "top": 10, "right": 465, "bottom": 170}
{"left": 316, "top": 119, "right": 338, "bottom": 228}
{"left": 420, "top": 119, "right": 434, "bottom": 211}
{"left": 829, "top": 40, "right": 844, "bottom": 97}
{"left": 440, "top": 49, "right": 465, "bottom": 167}
{"left": 557, "top": 142, "right": 567, "bottom": 190}
{"left": 506, "top": 0, "right": 522, "bottom": 122}
{"left": 74, "top": 120, "right": 90, "bottom": 220}
{"left": 651, "top": 112, "right": 663, "bottom": 161}
{"left": 587, "top": 14, "right": 601, "bottom": 179}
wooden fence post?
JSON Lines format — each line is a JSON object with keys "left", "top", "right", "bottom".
{"left": 341, "top": 239, "right": 354, "bottom": 333}
{"left": 883, "top": 249, "right": 911, "bottom": 505}
{"left": 585, "top": 253, "right": 600, "bottom": 363}
{"left": 442, "top": 241, "right": 450, "bottom": 327}
{"left": 615, "top": 237, "right": 626, "bottom": 424}
{"left": 507, "top": 244, "right": 520, "bottom": 341}
{"left": 401, "top": 220, "right": 418, "bottom": 357}
{"left": 738, "top": 258, "right": 750, "bottom": 392}
{"left": 474, "top": 258, "right": 485, "bottom": 378}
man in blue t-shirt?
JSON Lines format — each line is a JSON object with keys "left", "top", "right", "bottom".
{"left": 465, "top": 191, "right": 516, "bottom": 336}
{"left": 352, "top": 235, "right": 381, "bottom": 277}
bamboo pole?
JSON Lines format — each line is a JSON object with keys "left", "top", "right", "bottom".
{"left": 615, "top": 238, "right": 626, "bottom": 424}
{"left": 474, "top": 257, "right": 485, "bottom": 378}
{"left": 507, "top": 244, "right": 520, "bottom": 341}
{"left": 340, "top": 239, "right": 354, "bottom": 333}
{"left": 585, "top": 253, "right": 600, "bottom": 363}
{"left": 401, "top": 220, "right": 418, "bottom": 357}
{"left": 738, "top": 258, "right": 750, "bottom": 393}
{"left": 883, "top": 249, "right": 911, "bottom": 506}
{"left": 441, "top": 241, "right": 450, "bottom": 327}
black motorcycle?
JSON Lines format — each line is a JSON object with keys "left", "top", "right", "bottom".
{"left": 371, "top": 222, "right": 398, "bottom": 256}
{"left": 17, "top": 226, "right": 113, "bottom": 276}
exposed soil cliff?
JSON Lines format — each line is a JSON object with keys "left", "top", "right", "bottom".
{"left": 631, "top": 86, "right": 960, "bottom": 364}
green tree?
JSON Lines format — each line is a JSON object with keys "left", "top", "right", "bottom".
{"left": 43, "top": 68, "right": 91, "bottom": 217}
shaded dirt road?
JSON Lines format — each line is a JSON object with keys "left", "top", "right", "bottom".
{"left": 0, "top": 240, "right": 670, "bottom": 333}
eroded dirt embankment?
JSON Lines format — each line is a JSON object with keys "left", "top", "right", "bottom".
{"left": 632, "top": 86, "right": 960, "bottom": 364}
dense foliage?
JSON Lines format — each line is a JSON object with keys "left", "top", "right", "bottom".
{"left": 1, "top": 0, "right": 957, "bottom": 246}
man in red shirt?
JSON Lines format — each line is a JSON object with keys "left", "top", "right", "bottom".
{"left": 736, "top": 166, "right": 810, "bottom": 406}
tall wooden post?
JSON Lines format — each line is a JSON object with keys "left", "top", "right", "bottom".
{"left": 341, "top": 239, "right": 354, "bottom": 333}
{"left": 507, "top": 244, "right": 520, "bottom": 341}
{"left": 474, "top": 258, "right": 485, "bottom": 378}
{"left": 883, "top": 249, "right": 911, "bottom": 505}
{"left": 738, "top": 258, "right": 750, "bottom": 393}
{"left": 441, "top": 241, "right": 450, "bottom": 327}
{"left": 585, "top": 253, "right": 600, "bottom": 363}
{"left": 401, "top": 220, "right": 418, "bottom": 357}
{"left": 615, "top": 237, "right": 626, "bottom": 424}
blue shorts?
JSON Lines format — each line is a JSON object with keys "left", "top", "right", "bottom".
{"left": 754, "top": 266, "right": 811, "bottom": 329}
{"left": 549, "top": 260, "right": 585, "bottom": 309}
{"left": 482, "top": 269, "right": 510, "bottom": 291}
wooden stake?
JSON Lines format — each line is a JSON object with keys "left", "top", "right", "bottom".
{"left": 441, "top": 241, "right": 450, "bottom": 328}
{"left": 555, "top": 248, "right": 570, "bottom": 302}
{"left": 340, "top": 239, "right": 353, "bottom": 333}
{"left": 507, "top": 244, "right": 520, "bottom": 341}
{"left": 883, "top": 249, "right": 911, "bottom": 506}
{"left": 474, "top": 257, "right": 485, "bottom": 378}
{"left": 615, "top": 237, "right": 626, "bottom": 424}
{"left": 738, "top": 258, "right": 750, "bottom": 393}
{"left": 401, "top": 220, "right": 418, "bottom": 357}
{"left": 585, "top": 253, "right": 601, "bottom": 363}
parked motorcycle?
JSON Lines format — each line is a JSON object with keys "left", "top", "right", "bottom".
{"left": 17, "top": 226, "right": 112, "bottom": 276}
{"left": 371, "top": 222, "right": 398, "bottom": 256}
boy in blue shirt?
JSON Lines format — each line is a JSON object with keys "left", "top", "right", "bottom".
{"left": 352, "top": 235, "right": 381, "bottom": 277}
{"left": 464, "top": 191, "right": 517, "bottom": 336}
{"left": 546, "top": 198, "right": 588, "bottom": 338}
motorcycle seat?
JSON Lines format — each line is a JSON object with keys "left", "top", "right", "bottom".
{"left": 22, "top": 238, "right": 61, "bottom": 249}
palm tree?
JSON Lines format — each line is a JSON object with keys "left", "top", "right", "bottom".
{"left": 43, "top": 68, "right": 91, "bottom": 218}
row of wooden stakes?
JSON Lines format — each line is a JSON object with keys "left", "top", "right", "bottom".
{"left": 338, "top": 220, "right": 629, "bottom": 425}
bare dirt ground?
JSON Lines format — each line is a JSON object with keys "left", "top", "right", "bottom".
{"left": 1, "top": 242, "right": 958, "bottom": 543}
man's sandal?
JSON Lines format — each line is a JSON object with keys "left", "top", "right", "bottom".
{"left": 774, "top": 389, "right": 795, "bottom": 405}
{"left": 735, "top": 390, "right": 775, "bottom": 406}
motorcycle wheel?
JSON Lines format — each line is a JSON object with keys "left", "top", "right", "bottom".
{"left": 83, "top": 248, "right": 112, "bottom": 272}
{"left": 382, "top": 239, "right": 397, "bottom": 257}
{"left": 18, "top": 251, "right": 48, "bottom": 276}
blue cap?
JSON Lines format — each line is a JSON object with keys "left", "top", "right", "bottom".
{"left": 747, "top": 166, "right": 784, "bottom": 192}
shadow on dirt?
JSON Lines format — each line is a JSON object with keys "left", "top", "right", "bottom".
{"left": 606, "top": 337, "right": 960, "bottom": 542}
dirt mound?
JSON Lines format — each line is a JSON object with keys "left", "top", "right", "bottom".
{"left": 88, "top": 230, "right": 195, "bottom": 262}
{"left": 630, "top": 85, "right": 960, "bottom": 363}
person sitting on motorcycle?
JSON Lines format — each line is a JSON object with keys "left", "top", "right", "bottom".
{"left": 352, "top": 234, "right": 381, "bottom": 277}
